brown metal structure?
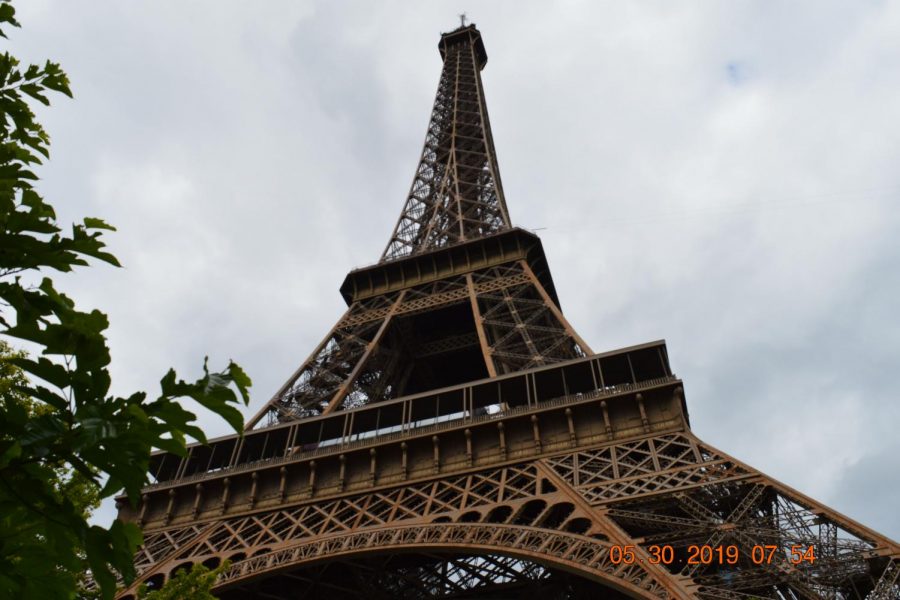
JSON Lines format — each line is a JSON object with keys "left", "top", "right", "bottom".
{"left": 117, "top": 24, "right": 900, "bottom": 599}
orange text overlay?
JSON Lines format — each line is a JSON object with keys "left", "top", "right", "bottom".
{"left": 608, "top": 544, "right": 816, "bottom": 566}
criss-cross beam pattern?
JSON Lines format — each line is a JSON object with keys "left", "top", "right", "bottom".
{"left": 119, "top": 429, "right": 900, "bottom": 599}
{"left": 121, "top": 457, "right": 681, "bottom": 598}
{"left": 381, "top": 25, "right": 510, "bottom": 262}
{"left": 544, "top": 435, "right": 900, "bottom": 599}
{"left": 217, "top": 554, "right": 644, "bottom": 599}
{"left": 246, "top": 290, "right": 408, "bottom": 426}
{"left": 217, "top": 554, "right": 574, "bottom": 600}
{"left": 246, "top": 259, "right": 588, "bottom": 429}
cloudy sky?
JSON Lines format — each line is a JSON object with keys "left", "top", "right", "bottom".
{"left": 10, "top": 1, "right": 900, "bottom": 538}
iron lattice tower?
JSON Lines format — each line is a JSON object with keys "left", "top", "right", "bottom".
{"left": 117, "top": 25, "right": 900, "bottom": 599}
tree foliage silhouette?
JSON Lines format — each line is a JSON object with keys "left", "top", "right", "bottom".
{"left": 0, "top": 2, "right": 250, "bottom": 597}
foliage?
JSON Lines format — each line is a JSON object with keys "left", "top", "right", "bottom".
{"left": 0, "top": 340, "right": 101, "bottom": 598}
{"left": 0, "top": 2, "right": 250, "bottom": 598}
{"left": 138, "top": 562, "right": 229, "bottom": 600}
{"left": 1, "top": 341, "right": 100, "bottom": 515}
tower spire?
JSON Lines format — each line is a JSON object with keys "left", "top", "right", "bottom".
{"left": 381, "top": 24, "right": 510, "bottom": 262}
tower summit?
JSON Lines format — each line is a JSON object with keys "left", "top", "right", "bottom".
{"left": 383, "top": 23, "right": 504, "bottom": 262}
{"left": 118, "top": 24, "right": 900, "bottom": 599}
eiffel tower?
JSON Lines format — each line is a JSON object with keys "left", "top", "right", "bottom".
{"left": 116, "top": 23, "right": 900, "bottom": 599}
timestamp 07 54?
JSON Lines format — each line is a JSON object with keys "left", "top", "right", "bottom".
{"left": 608, "top": 544, "right": 817, "bottom": 566}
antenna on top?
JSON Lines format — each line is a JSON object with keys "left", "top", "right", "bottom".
{"left": 459, "top": 13, "right": 467, "bottom": 27}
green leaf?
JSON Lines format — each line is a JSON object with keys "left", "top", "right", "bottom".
{"left": 0, "top": 7, "right": 251, "bottom": 597}
{"left": 9, "top": 355, "right": 70, "bottom": 389}
{"left": 83, "top": 217, "right": 115, "bottom": 231}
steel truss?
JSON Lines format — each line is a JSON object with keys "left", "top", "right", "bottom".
{"left": 247, "top": 260, "right": 588, "bottom": 428}
{"left": 121, "top": 431, "right": 898, "bottom": 599}
{"left": 117, "top": 22, "right": 899, "bottom": 600}
{"left": 218, "top": 554, "right": 626, "bottom": 599}
{"left": 382, "top": 25, "right": 509, "bottom": 262}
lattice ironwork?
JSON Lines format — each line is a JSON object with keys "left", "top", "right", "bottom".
{"left": 869, "top": 560, "right": 900, "bottom": 600}
{"left": 546, "top": 436, "right": 899, "bottom": 599}
{"left": 381, "top": 25, "right": 510, "bottom": 262}
{"left": 118, "top": 21, "right": 899, "bottom": 600}
{"left": 122, "top": 428, "right": 900, "bottom": 598}
{"left": 543, "top": 433, "right": 752, "bottom": 505}
{"left": 218, "top": 554, "right": 563, "bottom": 600}
{"left": 474, "top": 263, "right": 587, "bottom": 373}
{"left": 247, "top": 259, "right": 587, "bottom": 428}
{"left": 214, "top": 523, "right": 670, "bottom": 598}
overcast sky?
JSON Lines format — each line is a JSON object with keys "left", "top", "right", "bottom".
{"left": 10, "top": 1, "right": 899, "bottom": 539}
